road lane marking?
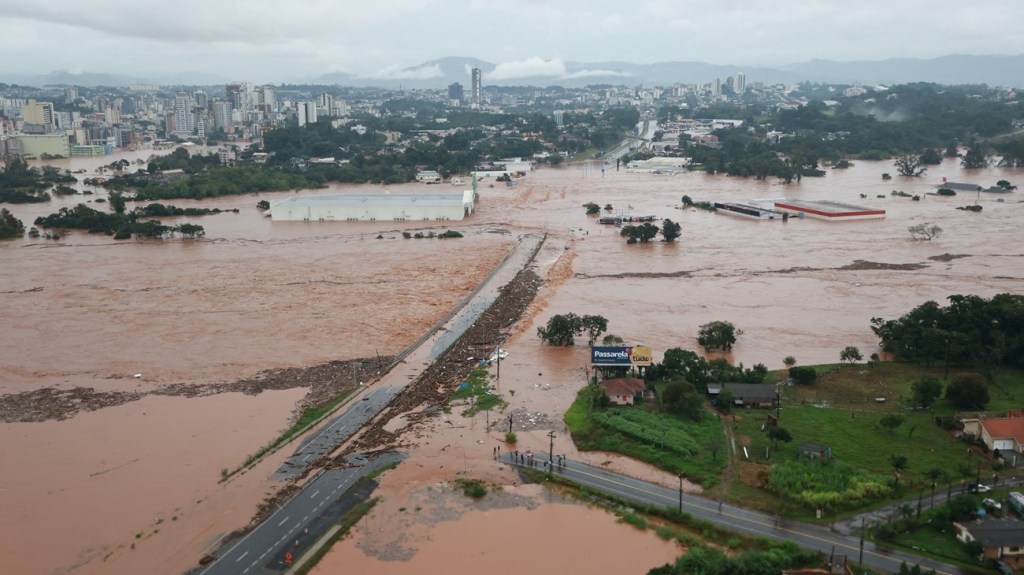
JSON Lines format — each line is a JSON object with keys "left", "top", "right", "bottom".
{"left": 235, "top": 551, "right": 248, "bottom": 562}
{"left": 310, "top": 490, "right": 320, "bottom": 498}
{"left": 278, "top": 516, "right": 290, "bottom": 526}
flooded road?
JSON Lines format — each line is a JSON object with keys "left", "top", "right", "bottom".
{"left": 0, "top": 151, "right": 1021, "bottom": 574}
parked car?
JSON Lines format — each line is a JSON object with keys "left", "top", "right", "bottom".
{"left": 970, "top": 483, "right": 992, "bottom": 493}
{"left": 983, "top": 498, "right": 1002, "bottom": 511}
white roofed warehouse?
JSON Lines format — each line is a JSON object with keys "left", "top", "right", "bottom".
{"left": 269, "top": 190, "right": 474, "bottom": 222}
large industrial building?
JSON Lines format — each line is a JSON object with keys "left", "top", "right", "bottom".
{"left": 773, "top": 199, "right": 885, "bottom": 220}
{"left": 269, "top": 190, "right": 474, "bottom": 222}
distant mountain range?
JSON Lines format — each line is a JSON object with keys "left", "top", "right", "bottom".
{"left": 5, "top": 54, "right": 1023, "bottom": 89}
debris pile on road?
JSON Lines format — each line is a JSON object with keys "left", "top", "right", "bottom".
{"left": 339, "top": 267, "right": 543, "bottom": 458}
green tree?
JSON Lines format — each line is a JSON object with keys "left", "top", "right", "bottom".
{"left": 961, "top": 145, "right": 990, "bottom": 169}
{"left": 537, "top": 313, "right": 582, "bottom": 346}
{"left": 879, "top": 414, "right": 904, "bottom": 434}
{"left": 767, "top": 426, "right": 793, "bottom": 450}
{"left": 945, "top": 373, "right": 989, "bottom": 409}
{"left": 697, "top": 321, "right": 742, "bottom": 352}
{"left": 602, "top": 334, "right": 624, "bottom": 345}
{"left": 783, "top": 356, "right": 796, "bottom": 368}
{"left": 919, "top": 148, "right": 943, "bottom": 165}
{"left": 911, "top": 376, "right": 944, "bottom": 408}
{"left": 580, "top": 315, "right": 609, "bottom": 345}
{"left": 0, "top": 208, "right": 25, "bottom": 239}
{"left": 716, "top": 390, "right": 733, "bottom": 413}
{"left": 176, "top": 223, "right": 205, "bottom": 239}
{"left": 661, "top": 218, "right": 681, "bottom": 242}
{"left": 536, "top": 313, "right": 608, "bottom": 346}
{"left": 585, "top": 202, "right": 600, "bottom": 214}
{"left": 788, "top": 366, "right": 817, "bottom": 385}
{"left": 894, "top": 154, "right": 927, "bottom": 177}
{"left": 620, "top": 223, "right": 660, "bottom": 244}
{"left": 839, "top": 346, "right": 863, "bottom": 364}
{"left": 962, "top": 540, "right": 984, "bottom": 561}
{"left": 108, "top": 191, "right": 127, "bottom": 214}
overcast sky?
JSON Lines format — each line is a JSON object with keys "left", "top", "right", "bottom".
{"left": 2, "top": 0, "right": 1022, "bottom": 82}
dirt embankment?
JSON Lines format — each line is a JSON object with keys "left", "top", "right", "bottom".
{"left": 0, "top": 357, "right": 391, "bottom": 423}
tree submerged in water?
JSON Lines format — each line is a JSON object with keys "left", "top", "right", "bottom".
{"left": 908, "top": 223, "right": 942, "bottom": 240}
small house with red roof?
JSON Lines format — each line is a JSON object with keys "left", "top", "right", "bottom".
{"left": 599, "top": 378, "right": 647, "bottom": 406}
{"left": 980, "top": 417, "right": 1024, "bottom": 456}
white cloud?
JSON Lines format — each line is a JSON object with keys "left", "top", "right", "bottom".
{"left": 0, "top": 0, "right": 1021, "bottom": 80}
{"left": 366, "top": 64, "right": 443, "bottom": 80}
{"left": 490, "top": 57, "right": 567, "bottom": 80}
{"left": 565, "top": 69, "right": 631, "bottom": 79}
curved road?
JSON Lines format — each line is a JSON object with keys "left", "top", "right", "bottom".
{"left": 504, "top": 453, "right": 964, "bottom": 575}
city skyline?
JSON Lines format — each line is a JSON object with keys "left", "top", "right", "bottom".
{"left": 2, "top": 0, "right": 1023, "bottom": 84}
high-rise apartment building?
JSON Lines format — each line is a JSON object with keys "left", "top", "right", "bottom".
{"left": 173, "top": 92, "right": 194, "bottom": 135}
{"left": 262, "top": 86, "right": 277, "bottom": 110}
{"left": 733, "top": 73, "right": 746, "bottom": 94}
{"left": 22, "top": 100, "right": 55, "bottom": 132}
{"left": 225, "top": 83, "right": 242, "bottom": 110}
{"left": 212, "top": 100, "right": 231, "bottom": 130}
{"left": 471, "top": 68, "right": 482, "bottom": 108}
{"left": 448, "top": 82, "right": 464, "bottom": 105}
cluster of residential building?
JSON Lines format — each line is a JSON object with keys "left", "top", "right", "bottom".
{"left": 0, "top": 66, "right": 873, "bottom": 164}
{"left": 0, "top": 82, "right": 353, "bottom": 160}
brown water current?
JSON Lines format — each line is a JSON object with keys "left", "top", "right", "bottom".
{"left": 0, "top": 151, "right": 1022, "bottom": 574}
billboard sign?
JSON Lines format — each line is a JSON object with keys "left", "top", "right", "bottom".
{"left": 591, "top": 346, "right": 653, "bottom": 367}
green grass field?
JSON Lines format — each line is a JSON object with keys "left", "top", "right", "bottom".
{"left": 728, "top": 363, "right": 1024, "bottom": 513}
{"left": 566, "top": 385, "right": 727, "bottom": 486}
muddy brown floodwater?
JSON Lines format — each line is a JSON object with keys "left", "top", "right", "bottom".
{"left": 0, "top": 149, "right": 1021, "bottom": 575}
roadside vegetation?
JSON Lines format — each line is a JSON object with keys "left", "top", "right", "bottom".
{"left": 566, "top": 380, "right": 727, "bottom": 487}
{"left": 449, "top": 367, "right": 503, "bottom": 417}
{"left": 222, "top": 390, "right": 355, "bottom": 481}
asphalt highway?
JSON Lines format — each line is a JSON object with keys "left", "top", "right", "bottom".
{"left": 272, "top": 386, "right": 400, "bottom": 479}
{"left": 504, "top": 453, "right": 965, "bottom": 575}
{"left": 200, "top": 452, "right": 403, "bottom": 575}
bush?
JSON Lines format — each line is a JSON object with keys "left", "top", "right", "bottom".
{"left": 460, "top": 479, "right": 487, "bottom": 499}
{"left": 789, "top": 366, "right": 817, "bottom": 385}
{"left": 438, "top": 229, "right": 463, "bottom": 238}
{"left": 946, "top": 373, "right": 989, "bottom": 409}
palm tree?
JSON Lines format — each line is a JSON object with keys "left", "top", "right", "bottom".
{"left": 924, "top": 468, "right": 946, "bottom": 506}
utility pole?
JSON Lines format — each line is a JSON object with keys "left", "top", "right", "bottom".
{"left": 508, "top": 414, "right": 513, "bottom": 435}
{"left": 547, "top": 431, "right": 556, "bottom": 471}
{"left": 677, "top": 473, "right": 685, "bottom": 513}
{"left": 858, "top": 517, "right": 865, "bottom": 566}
